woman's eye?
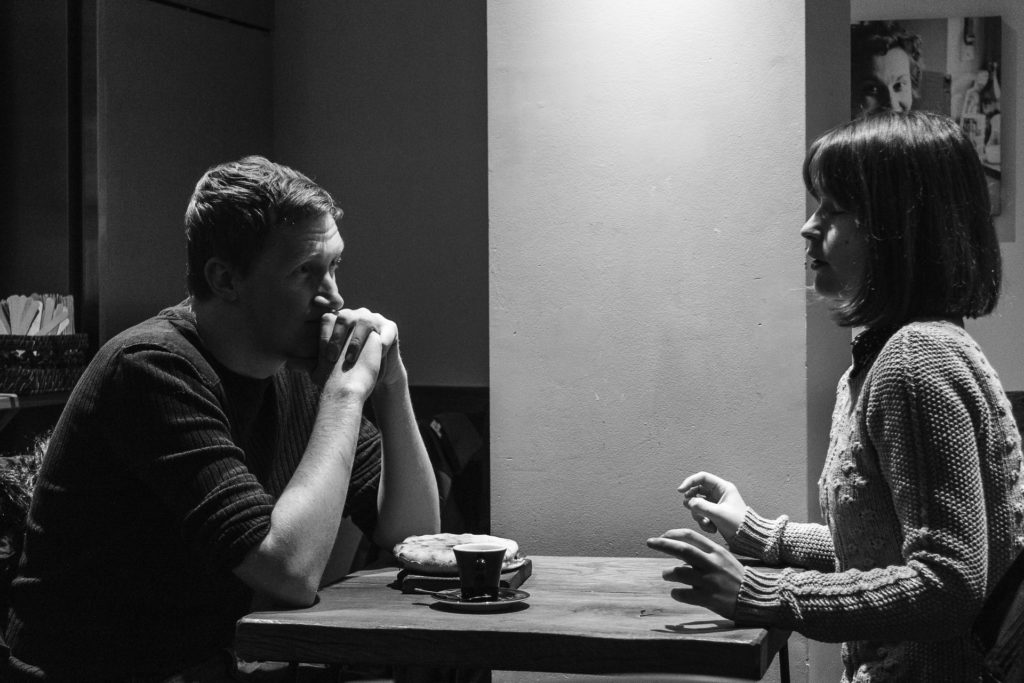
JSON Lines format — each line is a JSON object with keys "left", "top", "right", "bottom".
{"left": 819, "top": 203, "right": 845, "bottom": 218}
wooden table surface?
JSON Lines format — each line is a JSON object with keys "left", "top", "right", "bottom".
{"left": 235, "top": 555, "right": 791, "bottom": 679}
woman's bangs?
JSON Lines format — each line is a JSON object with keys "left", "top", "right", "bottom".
{"left": 806, "top": 139, "right": 857, "bottom": 210}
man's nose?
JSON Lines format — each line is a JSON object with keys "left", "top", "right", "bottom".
{"left": 319, "top": 276, "right": 344, "bottom": 310}
{"left": 887, "top": 86, "right": 907, "bottom": 112}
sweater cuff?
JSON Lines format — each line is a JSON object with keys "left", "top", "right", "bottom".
{"left": 728, "top": 508, "right": 788, "bottom": 564}
{"left": 733, "top": 567, "right": 784, "bottom": 626}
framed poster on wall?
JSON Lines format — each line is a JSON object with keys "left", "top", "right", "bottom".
{"left": 851, "top": 17, "right": 1007, "bottom": 239}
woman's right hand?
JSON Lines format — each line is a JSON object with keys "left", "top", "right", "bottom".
{"left": 678, "top": 471, "right": 747, "bottom": 542}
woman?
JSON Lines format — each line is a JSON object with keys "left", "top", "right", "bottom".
{"left": 647, "top": 111, "right": 1023, "bottom": 681}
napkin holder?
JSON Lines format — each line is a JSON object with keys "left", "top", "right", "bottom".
{"left": 0, "top": 334, "right": 89, "bottom": 394}
{"left": 396, "top": 557, "right": 532, "bottom": 594}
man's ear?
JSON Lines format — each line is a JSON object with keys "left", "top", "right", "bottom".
{"left": 203, "top": 258, "right": 240, "bottom": 302}
{"left": 0, "top": 533, "right": 14, "bottom": 559}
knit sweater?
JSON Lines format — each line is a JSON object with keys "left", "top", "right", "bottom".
{"left": 729, "top": 320, "right": 1024, "bottom": 682}
{"left": 3, "top": 302, "right": 381, "bottom": 682}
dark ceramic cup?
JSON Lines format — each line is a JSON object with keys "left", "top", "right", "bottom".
{"left": 453, "top": 543, "right": 506, "bottom": 601}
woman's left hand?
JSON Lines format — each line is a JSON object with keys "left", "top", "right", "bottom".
{"left": 646, "top": 528, "right": 745, "bottom": 619}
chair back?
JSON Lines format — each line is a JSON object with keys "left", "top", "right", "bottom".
{"left": 973, "top": 392, "right": 1024, "bottom": 682}
{"left": 974, "top": 549, "right": 1024, "bottom": 682}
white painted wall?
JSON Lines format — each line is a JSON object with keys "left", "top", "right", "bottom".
{"left": 488, "top": 0, "right": 807, "bottom": 561}
{"left": 853, "top": 0, "right": 1024, "bottom": 390}
{"left": 488, "top": 4, "right": 809, "bottom": 679}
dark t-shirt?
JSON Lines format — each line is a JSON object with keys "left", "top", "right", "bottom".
{"left": 3, "top": 302, "right": 381, "bottom": 681}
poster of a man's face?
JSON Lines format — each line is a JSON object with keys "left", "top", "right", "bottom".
{"left": 851, "top": 21, "right": 920, "bottom": 118}
{"left": 851, "top": 18, "right": 1004, "bottom": 222}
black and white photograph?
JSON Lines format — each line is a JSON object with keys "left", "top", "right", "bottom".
{"left": 1, "top": 3, "right": 1022, "bottom": 682}
{"left": 851, "top": 17, "right": 1005, "bottom": 222}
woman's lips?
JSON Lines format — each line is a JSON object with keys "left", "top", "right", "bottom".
{"left": 807, "top": 258, "right": 827, "bottom": 270}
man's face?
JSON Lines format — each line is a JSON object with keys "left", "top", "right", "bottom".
{"left": 853, "top": 47, "right": 912, "bottom": 117}
{"left": 233, "top": 213, "right": 345, "bottom": 366}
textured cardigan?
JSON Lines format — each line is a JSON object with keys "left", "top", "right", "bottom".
{"left": 4, "top": 302, "right": 381, "bottom": 681}
{"left": 729, "top": 320, "right": 1024, "bottom": 682}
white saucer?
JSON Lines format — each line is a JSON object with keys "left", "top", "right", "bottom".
{"left": 431, "top": 587, "right": 530, "bottom": 612}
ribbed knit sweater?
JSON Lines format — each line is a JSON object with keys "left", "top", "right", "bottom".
{"left": 3, "top": 302, "right": 381, "bottom": 681}
{"left": 729, "top": 320, "right": 1024, "bottom": 682}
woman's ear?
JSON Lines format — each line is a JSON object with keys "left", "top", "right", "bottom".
{"left": 203, "top": 258, "right": 240, "bottom": 302}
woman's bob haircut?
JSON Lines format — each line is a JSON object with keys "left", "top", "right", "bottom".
{"left": 803, "top": 110, "right": 1001, "bottom": 328}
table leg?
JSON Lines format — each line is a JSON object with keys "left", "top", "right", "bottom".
{"left": 779, "top": 644, "right": 790, "bottom": 683}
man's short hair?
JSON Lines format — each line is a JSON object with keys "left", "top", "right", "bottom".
{"left": 803, "top": 110, "right": 1001, "bottom": 328}
{"left": 185, "top": 156, "right": 343, "bottom": 300}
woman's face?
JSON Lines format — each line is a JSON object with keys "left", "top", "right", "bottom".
{"left": 853, "top": 47, "right": 912, "bottom": 116}
{"left": 801, "top": 194, "right": 868, "bottom": 300}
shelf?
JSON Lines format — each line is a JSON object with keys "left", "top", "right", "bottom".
{"left": 0, "top": 391, "right": 71, "bottom": 433}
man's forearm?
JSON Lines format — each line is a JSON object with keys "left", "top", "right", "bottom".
{"left": 235, "top": 393, "right": 364, "bottom": 605}
{"left": 371, "top": 369, "right": 441, "bottom": 549}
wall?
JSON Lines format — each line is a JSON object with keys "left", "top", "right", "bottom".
{"left": 95, "top": 0, "right": 273, "bottom": 342}
{"left": 488, "top": 4, "right": 810, "bottom": 678}
{"left": 488, "top": 0, "right": 806, "bottom": 567}
{"left": 853, "top": 0, "right": 1024, "bottom": 391}
{"left": 273, "top": 0, "right": 489, "bottom": 388}
{"left": 0, "top": 1, "right": 70, "bottom": 297}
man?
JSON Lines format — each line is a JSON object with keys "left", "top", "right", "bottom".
{"left": 3, "top": 156, "right": 440, "bottom": 681}
{"left": 850, "top": 20, "right": 921, "bottom": 119}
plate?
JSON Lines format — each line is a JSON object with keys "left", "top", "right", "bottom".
{"left": 430, "top": 587, "right": 530, "bottom": 612}
{"left": 399, "top": 557, "right": 529, "bottom": 577}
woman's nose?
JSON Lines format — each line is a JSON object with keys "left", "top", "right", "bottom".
{"left": 800, "top": 214, "right": 820, "bottom": 240}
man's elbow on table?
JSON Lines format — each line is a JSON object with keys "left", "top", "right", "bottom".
{"left": 233, "top": 538, "right": 324, "bottom": 608}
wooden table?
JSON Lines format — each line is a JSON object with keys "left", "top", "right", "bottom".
{"left": 235, "top": 555, "right": 791, "bottom": 680}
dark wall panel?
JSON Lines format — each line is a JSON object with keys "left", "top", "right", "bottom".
{"left": 96, "top": 0, "right": 272, "bottom": 341}
{"left": 274, "top": 1, "right": 489, "bottom": 387}
{"left": 0, "top": 0, "right": 70, "bottom": 297}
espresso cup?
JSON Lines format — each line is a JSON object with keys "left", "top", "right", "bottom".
{"left": 453, "top": 543, "right": 506, "bottom": 601}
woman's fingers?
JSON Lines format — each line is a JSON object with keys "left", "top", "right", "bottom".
{"left": 677, "top": 472, "right": 745, "bottom": 542}
{"left": 695, "top": 514, "right": 719, "bottom": 534}
{"left": 662, "top": 564, "right": 706, "bottom": 589}
{"left": 670, "top": 587, "right": 716, "bottom": 610}
{"left": 687, "top": 497, "right": 721, "bottom": 529}
{"left": 678, "top": 471, "right": 729, "bottom": 502}
{"left": 646, "top": 529, "right": 719, "bottom": 568}
{"left": 648, "top": 530, "right": 743, "bottom": 619}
